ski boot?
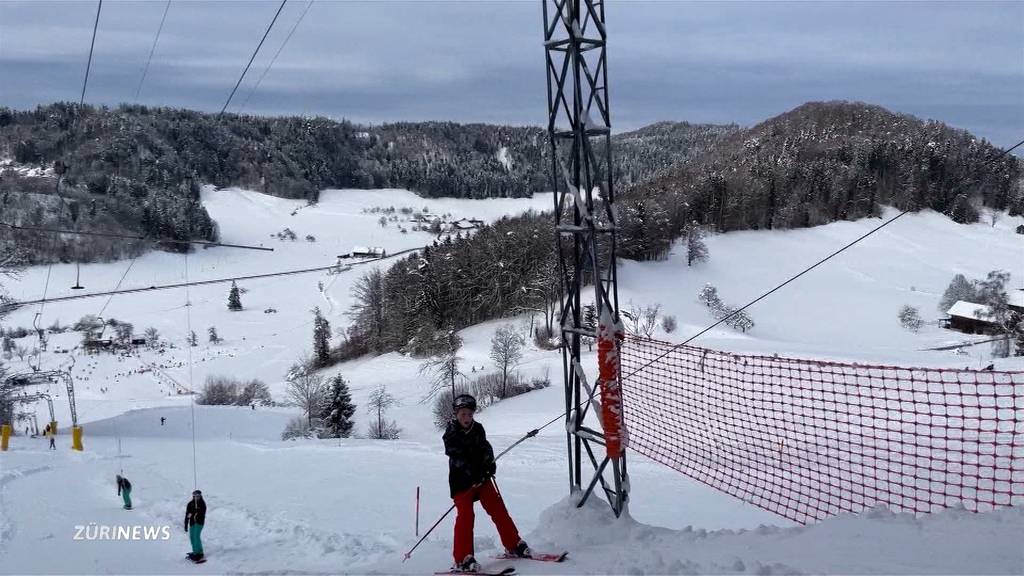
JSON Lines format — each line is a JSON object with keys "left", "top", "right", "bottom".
{"left": 458, "top": 555, "right": 481, "bottom": 573}
{"left": 509, "top": 540, "right": 531, "bottom": 558}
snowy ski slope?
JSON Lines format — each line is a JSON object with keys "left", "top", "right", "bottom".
{"left": 1, "top": 187, "right": 1022, "bottom": 574}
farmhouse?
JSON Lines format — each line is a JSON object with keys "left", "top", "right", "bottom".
{"left": 339, "top": 246, "right": 386, "bottom": 259}
{"left": 945, "top": 301, "right": 999, "bottom": 334}
{"left": 451, "top": 218, "right": 485, "bottom": 231}
{"left": 1009, "top": 289, "right": 1024, "bottom": 314}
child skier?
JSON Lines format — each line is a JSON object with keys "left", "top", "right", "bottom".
{"left": 443, "top": 394, "right": 530, "bottom": 572}
{"left": 184, "top": 490, "right": 206, "bottom": 563}
{"left": 116, "top": 474, "right": 132, "bottom": 510}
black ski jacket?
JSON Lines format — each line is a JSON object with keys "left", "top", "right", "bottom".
{"left": 443, "top": 420, "right": 496, "bottom": 498}
{"left": 116, "top": 477, "right": 131, "bottom": 495}
{"left": 185, "top": 499, "right": 206, "bottom": 531}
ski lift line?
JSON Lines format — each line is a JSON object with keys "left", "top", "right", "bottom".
{"left": 0, "top": 222, "right": 275, "bottom": 252}
{"left": 220, "top": 0, "right": 289, "bottom": 116}
{"left": 618, "top": 210, "right": 910, "bottom": 383}
{"left": 238, "top": 0, "right": 314, "bottom": 113}
{"left": 33, "top": 181, "right": 69, "bottom": 370}
{"left": 1, "top": 246, "right": 422, "bottom": 312}
{"left": 184, "top": 234, "right": 198, "bottom": 490}
{"left": 134, "top": 0, "right": 171, "bottom": 101}
{"left": 95, "top": 252, "right": 141, "bottom": 340}
{"left": 80, "top": 0, "right": 103, "bottom": 107}
{"left": 620, "top": 134, "right": 1024, "bottom": 384}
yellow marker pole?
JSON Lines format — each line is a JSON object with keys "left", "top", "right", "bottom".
{"left": 1, "top": 424, "right": 11, "bottom": 451}
{"left": 72, "top": 426, "right": 84, "bottom": 451}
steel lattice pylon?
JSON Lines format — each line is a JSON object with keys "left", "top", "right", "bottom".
{"left": 542, "top": 0, "right": 628, "bottom": 516}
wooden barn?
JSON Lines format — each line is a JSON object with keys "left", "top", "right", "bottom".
{"left": 342, "top": 246, "right": 386, "bottom": 259}
{"left": 945, "top": 301, "right": 999, "bottom": 334}
{"left": 1009, "top": 289, "right": 1024, "bottom": 314}
{"left": 83, "top": 338, "right": 114, "bottom": 352}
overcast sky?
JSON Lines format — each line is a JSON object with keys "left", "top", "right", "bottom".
{"left": 1, "top": 1, "right": 1021, "bottom": 150}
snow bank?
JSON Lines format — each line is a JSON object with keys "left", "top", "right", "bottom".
{"left": 528, "top": 497, "right": 1024, "bottom": 574}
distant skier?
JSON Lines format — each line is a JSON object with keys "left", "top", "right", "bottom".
{"left": 116, "top": 474, "right": 132, "bottom": 509}
{"left": 161, "top": 417, "right": 166, "bottom": 426}
{"left": 184, "top": 490, "right": 206, "bottom": 563}
{"left": 48, "top": 426, "right": 55, "bottom": 450}
{"left": 443, "top": 394, "right": 530, "bottom": 572}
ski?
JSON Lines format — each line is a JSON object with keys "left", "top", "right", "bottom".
{"left": 433, "top": 567, "right": 514, "bottom": 576}
{"left": 495, "top": 551, "right": 568, "bottom": 563}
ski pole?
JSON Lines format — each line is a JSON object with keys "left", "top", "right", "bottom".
{"left": 403, "top": 501, "right": 454, "bottom": 561}
{"left": 403, "top": 386, "right": 601, "bottom": 561}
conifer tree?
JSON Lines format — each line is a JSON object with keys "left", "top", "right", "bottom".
{"left": 320, "top": 374, "right": 356, "bottom": 438}
{"left": 228, "top": 281, "right": 243, "bottom": 311}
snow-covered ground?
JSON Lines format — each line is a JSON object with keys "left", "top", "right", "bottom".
{"left": 1, "top": 187, "right": 1022, "bottom": 574}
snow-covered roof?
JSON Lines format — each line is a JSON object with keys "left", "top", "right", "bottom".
{"left": 946, "top": 300, "right": 993, "bottom": 320}
{"left": 1009, "top": 290, "right": 1024, "bottom": 309}
{"left": 351, "top": 246, "right": 384, "bottom": 254}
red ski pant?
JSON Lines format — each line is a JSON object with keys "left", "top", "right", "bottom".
{"left": 452, "top": 480, "right": 521, "bottom": 564}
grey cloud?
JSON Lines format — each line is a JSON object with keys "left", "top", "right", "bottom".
{"left": 0, "top": 0, "right": 1020, "bottom": 151}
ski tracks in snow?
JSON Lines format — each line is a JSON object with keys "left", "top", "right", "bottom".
{"left": 196, "top": 499, "right": 400, "bottom": 572}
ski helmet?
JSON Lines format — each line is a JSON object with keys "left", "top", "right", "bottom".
{"left": 452, "top": 394, "right": 477, "bottom": 412}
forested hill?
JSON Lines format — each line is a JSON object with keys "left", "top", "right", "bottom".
{"left": 0, "top": 103, "right": 729, "bottom": 263}
{"left": 1, "top": 101, "right": 1020, "bottom": 265}
{"left": 616, "top": 101, "right": 1023, "bottom": 260}
{"left": 0, "top": 104, "right": 728, "bottom": 202}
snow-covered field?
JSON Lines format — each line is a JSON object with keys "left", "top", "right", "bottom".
{"left": 1, "top": 187, "right": 1022, "bottom": 574}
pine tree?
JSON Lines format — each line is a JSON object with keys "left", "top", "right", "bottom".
{"left": 208, "top": 326, "right": 221, "bottom": 344}
{"left": 685, "top": 222, "right": 709, "bottom": 266}
{"left": 320, "top": 374, "right": 356, "bottom": 438}
{"left": 188, "top": 330, "right": 198, "bottom": 347}
{"left": 938, "top": 273, "right": 978, "bottom": 312}
{"left": 228, "top": 281, "right": 243, "bottom": 311}
{"left": 949, "top": 194, "right": 978, "bottom": 224}
{"left": 312, "top": 307, "right": 331, "bottom": 367}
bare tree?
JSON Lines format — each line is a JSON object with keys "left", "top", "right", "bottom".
{"left": 144, "top": 327, "right": 160, "bottom": 347}
{"left": 623, "top": 302, "right": 661, "bottom": 338}
{"left": 419, "top": 330, "right": 463, "bottom": 401}
{"left": 490, "top": 324, "right": 525, "bottom": 398}
{"left": 516, "top": 257, "right": 559, "bottom": 335}
{"left": 286, "top": 372, "right": 327, "bottom": 427}
{"left": 14, "top": 345, "right": 28, "bottom": 361}
{"left": 367, "top": 385, "right": 400, "bottom": 439}
{"left": 898, "top": 305, "right": 923, "bottom": 333}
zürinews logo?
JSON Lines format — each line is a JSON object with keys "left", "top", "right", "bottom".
{"left": 74, "top": 524, "right": 173, "bottom": 541}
